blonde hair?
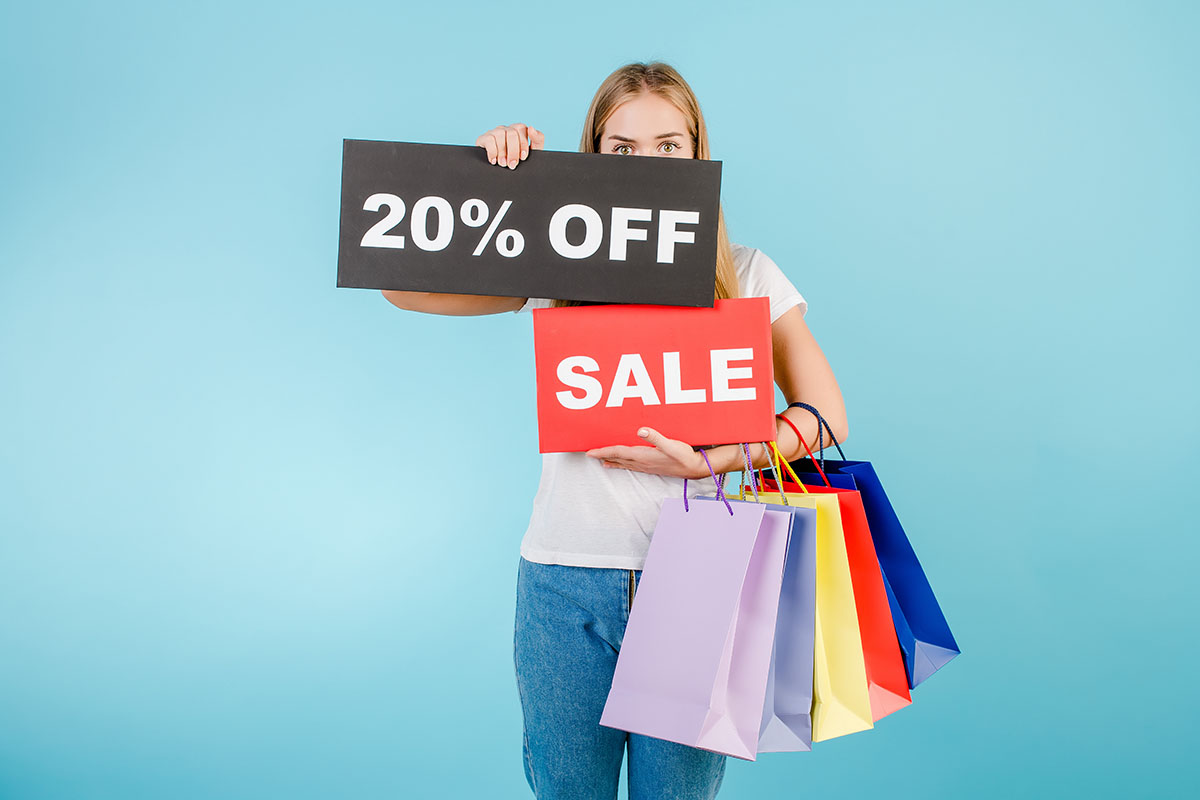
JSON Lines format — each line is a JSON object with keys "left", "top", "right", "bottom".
{"left": 552, "top": 62, "right": 739, "bottom": 307}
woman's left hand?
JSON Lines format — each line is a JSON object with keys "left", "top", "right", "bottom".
{"left": 586, "top": 427, "right": 708, "bottom": 479}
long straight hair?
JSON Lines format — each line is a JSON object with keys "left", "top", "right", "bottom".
{"left": 552, "top": 62, "right": 739, "bottom": 307}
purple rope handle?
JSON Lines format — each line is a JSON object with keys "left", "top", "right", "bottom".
{"left": 683, "top": 448, "right": 733, "bottom": 515}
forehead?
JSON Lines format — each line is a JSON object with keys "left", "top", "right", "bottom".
{"left": 602, "top": 92, "right": 689, "bottom": 138}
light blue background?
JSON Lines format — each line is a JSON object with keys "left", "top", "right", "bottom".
{"left": 2, "top": 1, "right": 1197, "bottom": 797}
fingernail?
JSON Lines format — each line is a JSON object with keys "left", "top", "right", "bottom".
{"left": 638, "top": 428, "right": 649, "bottom": 438}
{"left": 521, "top": 151, "right": 528, "bottom": 160}
{"left": 508, "top": 161, "right": 516, "bottom": 169}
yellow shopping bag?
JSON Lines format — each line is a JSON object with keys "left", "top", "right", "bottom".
{"left": 742, "top": 444, "right": 874, "bottom": 742}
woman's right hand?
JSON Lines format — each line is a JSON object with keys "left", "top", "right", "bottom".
{"left": 475, "top": 123, "right": 545, "bottom": 169}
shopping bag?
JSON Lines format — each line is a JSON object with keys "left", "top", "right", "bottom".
{"left": 670, "top": 492, "right": 819, "bottom": 754}
{"left": 755, "top": 501, "right": 818, "bottom": 752}
{"left": 707, "top": 448, "right": 819, "bottom": 753}
{"left": 777, "top": 458, "right": 959, "bottom": 687}
{"left": 762, "top": 448, "right": 911, "bottom": 721}
{"left": 599, "top": 495, "right": 792, "bottom": 761}
{"left": 775, "top": 405, "right": 960, "bottom": 688}
{"left": 748, "top": 486, "right": 874, "bottom": 742}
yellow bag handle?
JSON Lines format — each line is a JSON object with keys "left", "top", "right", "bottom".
{"left": 730, "top": 441, "right": 816, "bottom": 501}
{"left": 768, "top": 441, "right": 810, "bottom": 494}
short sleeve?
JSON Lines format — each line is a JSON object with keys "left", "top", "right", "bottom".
{"left": 515, "top": 297, "right": 554, "bottom": 314}
{"left": 731, "top": 244, "right": 807, "bottom": 322}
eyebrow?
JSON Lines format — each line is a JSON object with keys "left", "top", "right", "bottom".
{"left": 605, "top": 132, "right": 686, "bottom": 142}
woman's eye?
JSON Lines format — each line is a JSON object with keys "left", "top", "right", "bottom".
{"left": 614, "top": 144, "right": 633, "bottom": 155}
{"left": 661, "top": 142, "right": 678, "bottom": 153}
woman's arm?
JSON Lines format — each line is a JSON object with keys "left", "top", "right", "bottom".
{"left": 380, "top": 290, "right": 525, "bottom": 316}
{"left": 708, "top": 304, "right": 849, "bottom": 474}
{"left": 379, "top": 124, "right": 546, "bottom": 317}
{"left": 586, "top": 305, "right": 849, "bottom": 478}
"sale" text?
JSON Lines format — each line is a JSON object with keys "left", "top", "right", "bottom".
{"left": 555, "top": 349, "right": 756, "bottom": 410}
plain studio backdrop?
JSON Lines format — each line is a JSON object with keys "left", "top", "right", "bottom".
{"left": 1, "top": 1, "right": 1196, "bottom": 798}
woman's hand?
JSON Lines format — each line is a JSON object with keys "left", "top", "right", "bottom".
{"left": 475, "top": 123, "right": 546, "bottom": 169}
{"left": 586, "top": 427, "right": 709, "bottom": 479}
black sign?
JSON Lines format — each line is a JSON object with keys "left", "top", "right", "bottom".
{"left": 337, "top": 139, "right": 723, "bottom": 307}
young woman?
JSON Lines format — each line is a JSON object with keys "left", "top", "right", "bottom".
{"left": 383, "top": 62, "right": 848, "bottom": 800}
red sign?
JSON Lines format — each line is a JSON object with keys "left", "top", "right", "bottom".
{"left": 532, "top": 298, "right": 776, "bottom": 453}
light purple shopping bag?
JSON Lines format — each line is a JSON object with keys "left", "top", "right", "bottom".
{"left": 758, "top": 504, "right": 818, "bottom": 753}
{"left": 599, "top": 495, "right": 792, "bottom": 761}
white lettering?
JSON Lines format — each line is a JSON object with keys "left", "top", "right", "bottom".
{"left": 656, "top": 210, "right": 699, "bottom": 263}
{"left": 556, "top": 356, "right": 602, "bottom": 409}
{"left": 662, "top": 352, "right": 706, "bottom": 404}
{"left": 548, "top": 204, "right": 603, "bottom": 259}
{"left": 605, "top": 354, "right": 662, "bottom": 407}
{"left": 711, "top": 348, "right": 756, "bottom": 402}
{"left": 609, "top": 207, "right": 652, "bottom": 261}
{"left": 555, "top": 350, "right": 758, "bottom": 409}
{"left": 409, "top": 196, "right": 454, "bottom": 251}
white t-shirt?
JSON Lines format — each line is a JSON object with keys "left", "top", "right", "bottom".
{"left": 514, "top": 242, "right": 807, "bottom": 570}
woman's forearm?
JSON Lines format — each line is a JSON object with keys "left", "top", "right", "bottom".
{"left": 772, "top": 405, "right": 848, "bottom": 463}
{"left": 698, "top": 406, "right": 849, "bottom": 478}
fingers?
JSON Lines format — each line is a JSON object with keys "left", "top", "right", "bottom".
{"left": 637, "top": 427, "right": 667, "bottom": 447}
{"left": 504, "top": 127, "right": 522, "bottom": 169}
{"left": 527, "top": 126, "right": 545, "bottom": 150}
{"left": 588, "top": 428, "right": 705, "bottom": 478}
{"left": 489, "top": 128, "right": 509, "bottom": 166}
{"left": 588, "top": 430, "right": 673, "bottom": 459}
{"left": 587, "top": 445, "right": 655, "bottom": 473}
{"left": 597, "top": 456, "right": 647, "bottom": 474}
{"left": 639, "top": 427, "right": 692, "bottom": 461}
{"left": 513, "top": 123, "right": 545, "bottom": 155}
{"left": 586, "top": 445, "right": 636, "bottom": 460}
{"left": 476, "top": 124, "right": 544, "bottom": 168}
{"left": 474, "top": 130, "right": 498, "bottom": 165}
{"left": 510, "top": 123, "right": 530, "bottom": 162}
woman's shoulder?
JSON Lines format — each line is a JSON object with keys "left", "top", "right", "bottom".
{"left": 729, "top": 241, "right": 778, "bottom": 274}
{"left": 729, "top": 241, "right": 754, "bottom": 261}
{"left": 728, "top": 241, "right": 806, "bottom": 318}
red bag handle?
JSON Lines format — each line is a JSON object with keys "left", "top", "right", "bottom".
{"left": 775, "top": 413, "right": 833, "bottom": 488}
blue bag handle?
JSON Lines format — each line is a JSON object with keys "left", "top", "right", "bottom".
{"left": 786, "top": 402, "right": 846, "bottom": 470}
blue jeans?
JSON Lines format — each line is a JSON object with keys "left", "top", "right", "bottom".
{"left": 513, "top": 556, "right": 728, "bottom": 799}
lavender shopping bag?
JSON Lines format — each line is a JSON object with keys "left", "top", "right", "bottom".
{"left": 599, "top": 496, "right": 792, "bottom": 761}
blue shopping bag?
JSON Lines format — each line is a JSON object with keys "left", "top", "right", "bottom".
{"left": 757, "top": 503, "right": 818, "bottom": 752}
{"left": 779, "top": 405, "right": 960, "bottom": 689}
